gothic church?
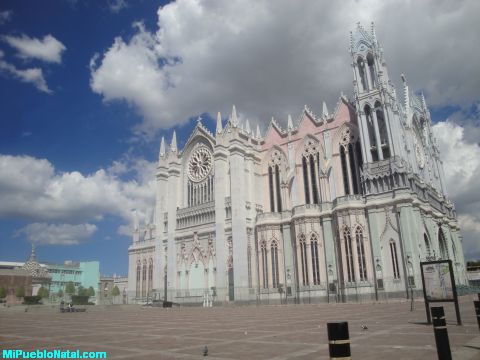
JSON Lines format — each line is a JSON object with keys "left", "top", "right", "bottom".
{"left": 128, "top": 23, "right": 467, "bottom": 304}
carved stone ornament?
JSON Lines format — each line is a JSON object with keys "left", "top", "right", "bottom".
{"left": 413, "top": 132, "right": 425, "bottom": 169}
{"left": 188, "top": 146, "right": 212, "bottom": 182}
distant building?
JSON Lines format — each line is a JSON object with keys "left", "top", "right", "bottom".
{"left": 47, "top": 261, "right": 100, "bottom": 297}
{"left": 0, "top": 269, "right": 32, "bottom": 304}
{"left": 0, "top": 246, "right": 100, "bottom": 299}
{"left": 99, "top": 275, "right": 128, "bottom": 304}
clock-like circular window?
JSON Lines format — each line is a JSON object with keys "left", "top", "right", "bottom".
{"left": 188, "top": 147, "right": 212, "bottom": 182}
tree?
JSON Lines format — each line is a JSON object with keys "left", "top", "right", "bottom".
{"left": 15, "top": 287, "right": 25, "bottom": 298}
{"left": 65, "top": 282, "right": 76, "bottom": 295}
{"left": 87, "top": 286, "right": 95, "bottom": 297}
{"left": 77, "top": 286, "right": 86, "bottom": 296}
{"left": 0, "top": 286, "right": 6, "bottom": 299}
{"left": 57, "top": 289, "right": 64, "bottom": 298}
{"left": 37, "top": 286, "right": 49, "bottom": 298}
{"left": 111, "top": 285, "right": 120, "bottom": 297}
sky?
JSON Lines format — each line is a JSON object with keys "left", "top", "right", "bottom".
{"left": 0, "top": 0, "right": 479, "bottom": 276}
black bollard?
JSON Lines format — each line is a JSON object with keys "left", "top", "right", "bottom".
{"left": 431, "top": 306, "right": 452, "bottom": 360}
{"left": 327, "top": 322, "right": 351, "bottom": 359}
{"left": 474, "top": 301, "right": 480, "bottom": 330}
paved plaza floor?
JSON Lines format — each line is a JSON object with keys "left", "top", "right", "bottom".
{"left": 1, "top": 296, "right": 479, "bottom": 359}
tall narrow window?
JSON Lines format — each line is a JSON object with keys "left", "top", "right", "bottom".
{"left": 344, "top": 229, "right": 355, "bottom": 282}
{"left": 311, "top": 234, "right": 320, "bottom": 285}
{"left": 365, "top": 105, "right": 378, "bottom": 161}
{"left": 261, "top": 243, "right": 268, "bottom": 289}
{"left": 424, "top": 234, "right": 431, "bottom": 258}
{"left": 340, "top": 146, "right": 350, "bottom": 195}
{"left": 148, "top": 261, "right": 153, "bottom": 294}
{"left": 268, "top": 167, "right": 275, "bottom": 212}
{"left": 438, "top": 229, "right": 448, "bottom": 259}
{"left": 357, "top": 57, "right": 367, "bottom": 91}
{"left": 299, "top": 235, "right": 309, "bottom": 286}
{"left": 142, "top": 262, "right": 147, "bottom": 297}
{"left": 247, "top": 245, "right": 252, "bottom": 288}
{"left": 271, "top": 242, "right": 279, "bottom": 288}
{"left": 356, "top": 227, "right": 367, "bottom": 281}
{"left": 390, "top": 240, "right": 400, "bottom": 279}
{"left": 375, "top": 102, "right": 390, "bottom": 159}
{"left": 302, "top": 157, "right": 310, "bottom": 204}
{"left": 348, "top": 143, "right": 359, "bottom": 194}
{"left": 275, "top": 165, "right": 282, "bottom": 212}
{"left": 367, "top": 53, "right": 376, "bottom": 88}
{"left": 136, "top": 263, "right": 141, "bottom": 298}
{"left": 309, "top": 155, "right": 319, "bottom": 204}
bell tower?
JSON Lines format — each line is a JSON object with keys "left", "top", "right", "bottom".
{"left": 350, "top": 22, "right": 403, "bottom": 164}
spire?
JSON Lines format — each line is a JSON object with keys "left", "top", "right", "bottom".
{"left": 322, "top": 101, "right": 329, "bottom": 119}
{"left": 287, "top": 114, "right": 293, "bottom": 131}
{"left": 230, "top": 105, "right": 238, "bottom": 127}
{"left": 245, "top": 118, "right": 251, "bottom": 134}
{"left": 371, "top": 21, "right": 377, "bottom": 42}
{"left": 401, "top": 74, "right": 410, "bottom": 117}
{"left": 216, "top": 112, "right": 222, "bottom": 134}
{"left": 170, "top": 130, "right": 177, "bottom": 152}
{"left": 256, "top": 124, "right": 261, "bottom": 139}
{"left": 145, "top": 208, "right": 151, "bottom": 226}
{"left": 159, "top": 136, "right": 165, "bottom": 158}
{"left": 28, "top": 242, "right": 37, "bottom": 262}
{"left": 421, "top": 92, "right": 427, "bottom": 111}
{"left": 133, "top": 210, "right": 139, "bottom": 231}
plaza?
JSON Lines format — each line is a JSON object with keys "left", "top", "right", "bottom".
{"left": 1, "top": 297, "right": 479, "bottom": 359}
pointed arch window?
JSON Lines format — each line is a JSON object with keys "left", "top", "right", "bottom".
{"left": 344, "top": 228, "right": 355, "bottom": 282}
{"left": 310, "top": 234, "right": 321, "bottom": 285}
{"left": 389, "top": 240, "right": 400, "bottom": 279}
{"left": 438, "top": 228, "right": 448, "bottom": 259}
{"left": 355, "top": 227, "right": 367, "bottom": 281}
{"left": 261, "top": 241, "right": 268, "bottom": 289}
{"left": 271, "top": 241, "right": 280, "bottom": 288}
{"left": 424, "top": 234, "right": 431, "bottom": 258}
{"left": 309, "top": 155, "right": 319, "bottom": 204}
{"left": 299, "top": 234, "right": 309, "bottom": 286}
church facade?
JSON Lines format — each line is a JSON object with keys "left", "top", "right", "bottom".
{"left": 128, "top": 23, "right": 467, "bottom": 304}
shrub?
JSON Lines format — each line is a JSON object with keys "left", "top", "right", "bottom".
{"left": 0, "top": 287, "right": 6, "bottom": 299}
{"left": 23, "top": 296, "right": 42, "bottom": 305}
{"left": 37, "top": 286, "right": 49, "bottom": 298}
{"left": 71, "top": 295, "right": 90, "bottom": 305}
{"left": 87, "top": 286, "right": 95, "bottom": 297}
{"left": 65, "top": 282, "right": 76, "bottom": 295}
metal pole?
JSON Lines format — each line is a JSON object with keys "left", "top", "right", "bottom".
{"left": 431, "top": 306, "right": 452, "bottom": 360}
{"left": 474, "top": 300, "right": 480, "bottom": 330}
{"left": 327, "top": 322, "right": 351, "bottom": 359}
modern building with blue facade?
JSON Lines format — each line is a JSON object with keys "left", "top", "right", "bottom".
{"left": 47, "top": 260, "right": 100, "bottom": 295}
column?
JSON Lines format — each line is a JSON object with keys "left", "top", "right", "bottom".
{"left": 314, "top": 154, "right": 321, "bottom": 202}
{"left": 358, "top": 113, "right": 372, "bottom": 163}
{"left": 306, "top": 241, "right": 313, "bottom": 286}
{"left": 267, "top": 247, "right": 273, "bottom": 289}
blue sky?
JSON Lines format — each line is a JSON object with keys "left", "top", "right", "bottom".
{"left": 1, "top": 0, "right": 479, "bottom": 276}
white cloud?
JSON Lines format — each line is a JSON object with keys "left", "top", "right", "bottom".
{"left": 90, "top": 0, "right": 480, "bottom": 134}
{"left": 433, "top": 121, "right": 480, "bottom": 260}
{"left": 0, "top": 54, "right": 51, "bottom": 93}
{"left": 3, "top": 34, "right": 66, "bottom": 63}
{"left": 108, "top": 0, "right": 128, "bottom": 13}
{"left": 0, "top": 154, "right": 155, "bottom": 226}
{"left": 16, "top": 223, "right": 97, "bottom": 246}
{"left": 0, "top": 10, "right": 12, "bottom": 25}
